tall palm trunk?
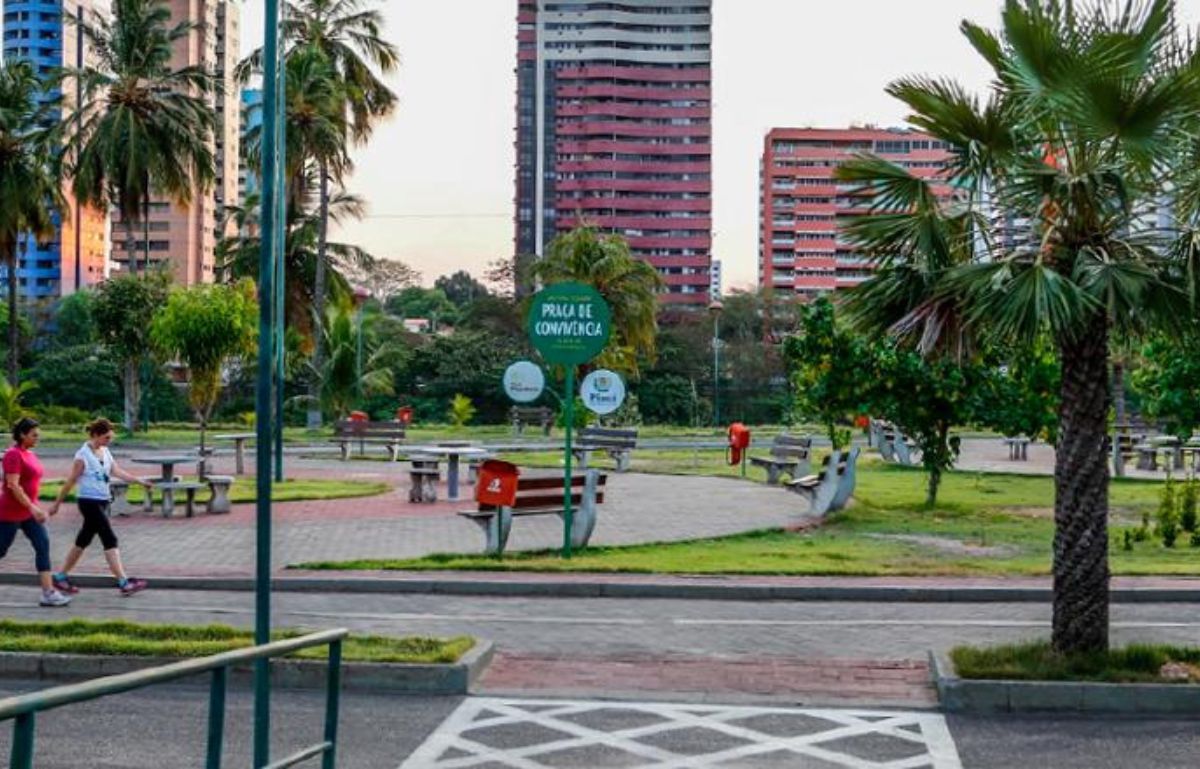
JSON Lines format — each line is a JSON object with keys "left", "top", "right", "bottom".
{"left": 122, "top": 217, "right": 140, "bottom": 432}
{"left": 1112, "top": 357, "right": 1127, "bottom": 427}
{"left": 307, "top": 160, "right": 330, "bottom": 429}
{"left": 6, "top": 243, "right": 19, "bottom": 386}
{"left": 1052, "top": 315, "right": 1111, "bottom": 654}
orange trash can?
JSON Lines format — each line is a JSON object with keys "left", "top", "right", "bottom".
{"left": 475, "top": 460, "right": 520, "bottom": 507}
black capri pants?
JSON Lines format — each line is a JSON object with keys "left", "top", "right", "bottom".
{"left": 75, "top": 499, "right": 118, "bottom": 550}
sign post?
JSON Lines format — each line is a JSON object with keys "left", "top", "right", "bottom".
{"left": 527, "top": 282, "right": 611, "bottom": 558}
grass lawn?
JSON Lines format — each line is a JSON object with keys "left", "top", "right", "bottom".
{"left": 951, "top": 640, "right": 1200, "bottom": 683}
{"left": 294, "top": 460, "right": 1199, "bottom": 577}
{"left": 39, "top": 478, "right": 391, "bottom": 505}
{"left": 0, "top": 619, "right": 474, "bottom": 664}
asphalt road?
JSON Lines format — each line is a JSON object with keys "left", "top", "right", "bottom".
{"left": 0, "top": 586, "right": 1195, "bottom": 659}
{"left": 1, "top": 587, "right": 1198, "bottom": 767}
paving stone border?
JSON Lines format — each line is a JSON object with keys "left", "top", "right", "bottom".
{"left": 930, "top": 649, "right": 1200, "bottom": 714}
{"left": 0, "top": 640, "right": 493, "bottom": 696}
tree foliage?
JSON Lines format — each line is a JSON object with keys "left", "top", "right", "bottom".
{"left": 530, "top": 227, "right": 663, "bottom": 376}
{"left": 150, "top": 281, "right": 258, "bottom": 448}
{"left": 92, "top": 271, "right": 171, "bottom": 430}
{"left": 784, "top": 297, "right": 871, "bottom": 448}
{"left": 435, "top": 271, "right": 490, "bottom": 307}
{"left": 1133, "top": 331, "right": 1200, "bottom": 440}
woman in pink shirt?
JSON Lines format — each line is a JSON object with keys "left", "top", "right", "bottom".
{"left": 0, "top": 418, "right": 69, "bottom": 607}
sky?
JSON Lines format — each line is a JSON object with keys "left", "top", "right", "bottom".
{"left": 7, "top": 0, "right": 1200, "bottom": 291}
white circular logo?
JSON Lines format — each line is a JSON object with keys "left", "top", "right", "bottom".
{"left": 580, "top": 369, "right": 626, "bottom": 416}
{"left": 503, "top": 361, "right": 545, "bottom": 403}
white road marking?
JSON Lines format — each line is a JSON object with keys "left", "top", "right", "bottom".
{"left": 399, "top": 697, "right": 963, "bottom": 769}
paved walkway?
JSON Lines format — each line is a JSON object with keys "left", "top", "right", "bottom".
{"left": 1, "top": 454, "right": 810, "bottom": 578}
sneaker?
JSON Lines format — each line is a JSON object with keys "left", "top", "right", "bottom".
{"left": 39, "top": 589, "right": 71, "bottom": 608}
{"left": 119, "top": 578, "right": 148, "bottom": 597}
{"left": 52, "top": 575, "right": 79, "bottom": 595}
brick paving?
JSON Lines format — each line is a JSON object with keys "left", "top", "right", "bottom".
{"left": 478, "top": 652, "right": 936, "bottom": 708}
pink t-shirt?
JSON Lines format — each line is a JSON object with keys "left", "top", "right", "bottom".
{"left": 0, "top": 446, "right": 42, "bottom": 523}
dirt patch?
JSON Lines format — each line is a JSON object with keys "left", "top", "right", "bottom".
{"left": 868, "top": 533, "right": 1020, "bottom": 558}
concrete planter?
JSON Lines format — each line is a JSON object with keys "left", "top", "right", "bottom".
{"left": 0, "top": 640, "right": 493, "bottom": 696}
{"left": 931, "top": 650, "right": 1200, "bottom": 714}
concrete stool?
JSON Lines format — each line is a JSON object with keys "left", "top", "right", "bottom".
{"left": 109, "top": 480, "right": 133, "bottom": 517}
{"left": 206, "top": 475, "right": 235, "bottom": 514}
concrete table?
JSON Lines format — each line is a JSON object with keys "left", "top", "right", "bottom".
{"left": 130, "top": 454, "right": 200, "bottom": 516}
{"left": 213, "top": 433, "right": 255, "bottom": 475}
{"left": 403, "top": 445, "right": 490, "bottom": 501}
{"left": 130, "top": 454, "right": 198, "bottom": 483}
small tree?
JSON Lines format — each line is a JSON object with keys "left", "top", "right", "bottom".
{"left": 0, "top": 379, "right": 37, "bottom": 426}
{"left": 783, "top": 297, "right": 870, "bottom": 448}
{"left": 150, "top": 281, "right": 257, "bottom": 450}
{"left": 93, "top": 271, "right": 171, "bottom": 431}
{"left": 867, "top": 345, "right": 982, "bottom": 507}
{"left": 447, "top": 394, "right": 476, "bottom": 427}
{"left": 1133, "top": 331, "right": 1200, "bottom": 440}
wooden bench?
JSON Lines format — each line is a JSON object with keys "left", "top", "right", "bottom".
{"left": 332, "top": 420, "right": 406, "bottom": 461}
{"left": 787, "top": 448, "right": 860, "bottom": 517}
{"left": 155, "top": 481, "right": 204, "bottom": 518}
{"left": 750, "top": 434, "right": 812, "bottom": 484}
{"left": 408, "top": 456, "right": 441, "bottom": 503}
{"left": 574, "top": 427, "right": 638, "bottom": 472}
{"left": 1003, "top": 436, "right": 1030, "bottom": 461}
{"left": 457, "top": 470, "right": 607, "bottom": 555}
{"left": 510, "top": 406, "right": 553, "bottom": 436}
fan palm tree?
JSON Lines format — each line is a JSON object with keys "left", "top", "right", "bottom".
{"left": 530, "top": 226, "right": 664, "bottom": 376}
{"left": 837, "top": 0, "right": 1200, "bottom": 655}
{"left": 60, "top": 0, "right": 216, "bottom": 274}
{"left": 0, "top": 61, "right": 63, "bottom": 384}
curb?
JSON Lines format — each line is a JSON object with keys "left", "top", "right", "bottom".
{"left": 0, "top": 572, "right": 1196, "bottom": 603}
{"left": 930, "top": 649, "right": 1200, "bottom": 714}
{"left": 0, "top": 640, "right": 493, "bottom": 696}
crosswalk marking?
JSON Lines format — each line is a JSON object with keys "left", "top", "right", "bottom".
{"left": 400, "top": 697, "right": 963, "bottom": 768}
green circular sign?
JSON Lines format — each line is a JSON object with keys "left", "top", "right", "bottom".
{"left": 527, "top": 282, "right": 612, "bottom": 365}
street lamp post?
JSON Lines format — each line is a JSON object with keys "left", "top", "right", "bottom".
{"left": 708, "top": 299, "right": 723, "bottom": 428}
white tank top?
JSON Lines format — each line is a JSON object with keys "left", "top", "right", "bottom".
{"left": 75, "top": 443, "right": 113, "bottom": 501}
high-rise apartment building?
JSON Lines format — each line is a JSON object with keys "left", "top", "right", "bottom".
{"left": 110, "top": 0, "right": 240, "bottom": 286}
{"left": 514, "top": 0, "right": 714, "bottom": 304}
{"left": 2, "top": 0, "right": 110, "bottom": 299}
{"left": 759, "top": 127, "right": 951, "bottom": 298}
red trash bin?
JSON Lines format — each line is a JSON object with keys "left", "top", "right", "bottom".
{"left": 475, "top": 460, "right": 520, "bottom": 507}
{"left": 396, "top": 406, "right": 414, "bottom": 426}
{"left": 727, "top": 423, "right": 751, "bottom": 466}
{"left": 349, "top": 410, "right": 368, "bottom": 422}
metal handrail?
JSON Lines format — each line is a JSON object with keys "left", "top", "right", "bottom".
{"left": 0, "top": 628, "right": 349, "bottom": 769}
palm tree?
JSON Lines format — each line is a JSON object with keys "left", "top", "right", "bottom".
{"left": 311, "top": 303, "right": 398, "bottom": 419}
{"left": 219, "top": 186, "right": 373, "bottom": 338}
{"left": 837, "top": 0, "right": 1200, "bottom": 655}
{"left": 60, "top": 0, "right": 216, "bottom": 274}
{"left": 530, "top": 226, "right": 664, "bottom": 375}
{"left": 0, "top": 61, "right": 63, "bottom": 385}
{"left": 242, "top": 0, "right": 398, "bottom": 426}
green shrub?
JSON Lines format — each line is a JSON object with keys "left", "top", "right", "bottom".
{"left": 447, "top": 394, "right": 476, "bottom": 427}
{"left": 1159, "top": 477, "right": 1180, "bottom": 548}
{"left": 33, "top": 405, "right": 96, "bottom": 427}
{"left": 1123, "top": 529, "right": 1134, "bottom": 551}
{"left": 1180, "top": 480, "right": 1197, "bottom": 533}
{"left": 1191, "top": 532, "right": 1200, "bottom": 548}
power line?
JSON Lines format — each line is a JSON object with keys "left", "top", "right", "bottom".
{"left": 361, "top": 212, "right": 510, "bottom": 220}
